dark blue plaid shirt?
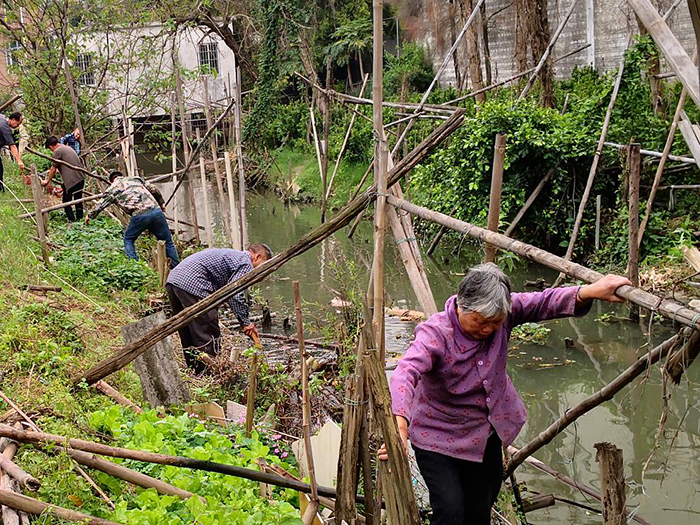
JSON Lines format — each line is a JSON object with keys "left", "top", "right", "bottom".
{"left": 59, "top": 132, "right": 80, "bottom": 155}
{"left": 167, "top": 248, "right": 253, "bottom": 325}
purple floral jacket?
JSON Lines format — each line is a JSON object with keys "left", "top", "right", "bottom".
{"left": 390, "top": 287, "right": 589, "bottom": 462}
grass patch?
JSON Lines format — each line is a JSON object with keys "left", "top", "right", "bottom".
{"left": 268, "top": 147, "right": 371, "bottom": 209}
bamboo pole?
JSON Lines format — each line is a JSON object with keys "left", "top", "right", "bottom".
{"left": 638, "top": 89, "right": 689, "bottom": 248}
{"left": 595, "top": 195, "right": 602, "bottom": 250}
{"left": 93, "top": 381, "right": 143, "bottom": 413}
{"left": 0, "top": 424, "right": 24, "bottom": 525}
{"left": 326, "top": 74, "right": 370, "bottom": 204}
{"left": 485, "top": 134, "right": 506, "bottom": 262}
{"left": 73, "top": 110, "right": 466, "bottom": 388}
{"left": 30, "top": 168, "right": 50, "bottom": 265}
{"left": 372, "top": 0, "right": 388, "bottom": 363}
{"left": 504, "top": 166, "right": 557, "bottom": 237}
{"left": 320, "top": 57, "right": 332, "bottom": 224}
{"left": 202, "top": 76, "right": 233, "bottom": 244}
{"left": 554, "top": 52, "right": 627, "bottom": 286}
{"left": 310, "top": 105, "right": 325, "bottom": 207}
{"left": 225, "top": 151, "right": 242, "bottom": 250}
{"left": 173, "top": 50, "right": 200, "bottom": 244}
{"left": 0, "top": 490, "right": 118, "bottom": 525}
{"left": 19, "top": 194, "right": 102, "bottom": 219}
{"left": 595, "top": 442, "right": 626, "bottom": 525}
{"left": 506, "top": 327, "right": 699, "bottom": 475}
{"left": 196, "top": 129, "right": 214, "bottom": 246}
{"left": 0, "top": 425, "right": 372, "bottom": 504}
{"left": 170, "top": 93, "right": 180, "bottom": 241}
{"left": 53, "top": 447, "right": 203, "bottom": 502}
{"left": 0, "top": 457, "right": 39, "bottom": 492}
{"left": 603, "top": 141, "right": 696, "bottom": 164}
{"left": 0, "top": 94, "right": 21, "bottom": 113}
{"left": 627, "top": 143, "right": 641, "bottom": 322}
{"left": 385, "top": 196, "right": 700, "bottom": 329}
{"left": 293, "top": 282, "right": 320, "bottom": 524}
{"left": 517, "top": 0, "right": 581, "bottom": 102}
{"left": 245, "top": 332, "right": 261, "bottom": 438}
{"left": 61, "top": 51, "right": 87, "bottom": 154}
{"left": 234, "top": 64, "right": 248, "bottom": 248}
{"left": 362, "top": 307, "right": 420, "bottom": 524}
{"left": 629, "top": 0, "right": 700, "bottom": 106}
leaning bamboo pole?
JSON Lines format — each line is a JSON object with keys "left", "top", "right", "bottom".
{"left": 603, "top": 141, "right": 696, "bottom": 164}
{"left": 554, "top": 51, "right": 627, "bottom": 286}
{"left": 0, "top": 490, "right": 118, "bottom": 525}
{"left": 485, "top": 134, "right": 506, "bottom": 262}
{"left": 196, "top": 129, "right": 214, "bottom": 246}
{"left": 504, "top": 166, "right": 557, "bottom": 237}
{"left": 385, "top": 196, "right": 700, "bottom": 330}
{"left": 293, "top": 282, "right": 320, "bottom": 524}
{"left": 517, "top": 0, "right": 581, "bottom": 102}
{"left": 0, "top": 425, "right": 370, "bottom": 503}
{"left": 224, "top": 151, "right": 242, "bottom": 250}
{"left": 233, "top": 64, "right": 248, "bottom": 247}
{"left": 73, "top": 110, "right": 465, "bottom": 387}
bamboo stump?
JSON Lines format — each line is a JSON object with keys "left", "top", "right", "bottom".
{"left": 595, "top": 442, "right": 626, "bottom": 525}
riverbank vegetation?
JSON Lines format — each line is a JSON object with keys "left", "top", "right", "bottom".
{"left": 0, "top": 166, "right": 306, "bottom": 523}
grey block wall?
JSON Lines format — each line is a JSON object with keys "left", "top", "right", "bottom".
{"left": 395, "top": 0, "right": 695, "bottom": 88}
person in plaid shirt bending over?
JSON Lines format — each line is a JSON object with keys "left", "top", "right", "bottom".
{"left": 166, "top": 245, "right": 272, "bottom": 373}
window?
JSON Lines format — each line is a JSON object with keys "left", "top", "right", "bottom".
{"left": 5, "top": 41, "right": 21, "bottom": 67}
{"left": 198, "top": 41, "right": 219, "bottom": 74}
{"left": 75, "top": 53, "right": 94, "bottom": 86}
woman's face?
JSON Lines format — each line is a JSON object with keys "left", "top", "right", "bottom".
{"left": 457, "top": 307, "right": 506, "bottom": 340}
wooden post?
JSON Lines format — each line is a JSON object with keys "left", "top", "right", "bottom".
{"left": 595, "top": 442, "right": 626, "bottom": 525}
{"left": 233, "top": 64, "right": 248, "bottom": 248}
{"left": 554, "top": 51, "right": 626, "bottom": 286}
{"left": 224, "top": 151, "right": 242, "bottom": 250}
{"left": 156, "top": 241, "right": 169, "bottom": 287}
{"left": 30, "top": 168, "right": 49, "bottom": 266}
{"left": 595, "top": 194, "right": 602, "bottom": 251}
{"left": 485, "top": 134, "right": 506, "bottom": 262}
{"left": 372, "top": 0, "right": 388, "bottom": 362}
{"left": 202, "top": 76, "right": 233, "bottom": 244}
{"left": 196, "top": 129, "right": 214, "bottom": 247}
{"left": 628, "top": 143, "right": 641, "bottom": 322}
{"left": 170, "top": 93, "right": 180, "bottom": 241}
{"left": 245, "top": 333, "right": 261, "bottom": 438}
{"left": 292, "top": 282, "right": 320, "bottom": 524}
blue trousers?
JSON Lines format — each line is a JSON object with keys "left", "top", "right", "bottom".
{"left": 124, "top": 208, "right": 179, "bottom": 267}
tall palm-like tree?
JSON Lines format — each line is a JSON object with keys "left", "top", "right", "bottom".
{"left": 324, "top": 18, "right": 373, "bottom": 88}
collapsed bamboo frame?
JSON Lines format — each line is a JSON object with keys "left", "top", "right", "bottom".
{"left": 73, "top": 110, "right": 465, "bottom": 387}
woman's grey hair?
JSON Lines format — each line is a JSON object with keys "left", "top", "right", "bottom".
{"left": 457, "top": 263, "right": 512, "bottom": 318}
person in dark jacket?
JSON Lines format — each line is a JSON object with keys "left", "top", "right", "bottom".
{"left": 0, "top": 112, "right": 25, "bottom": 192}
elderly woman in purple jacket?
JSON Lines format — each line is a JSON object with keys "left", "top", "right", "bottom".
{"left": 379, "top": 263, "right": 631, "bottom": 524}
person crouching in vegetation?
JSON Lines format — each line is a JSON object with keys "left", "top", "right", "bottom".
{"left": 0, "top": 111, "right": 25, "bottom": 192}
{"left": 165, "top": 244, "right": 272, "bottom": 374}
{"left": 379, "top": 263, "right": 631, "bottom": 524}
{"left": 85, "top": 171, "right": 179, "bottom": 268}
{"left": 42, "top": 136, "right": 85, "bottom": 221}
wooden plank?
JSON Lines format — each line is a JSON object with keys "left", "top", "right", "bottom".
{"left": 628, "top": 0, "right": 700, "bottom": 106}
{"left": 678, "top": 111, "right": 700, "bottom": 168}
{"left": 681, "top": 245, "right": 700, "bottom": 272}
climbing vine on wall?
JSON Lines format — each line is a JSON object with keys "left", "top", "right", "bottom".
{"left": 242, "top": 0, "right": 283, "bottom": 142}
